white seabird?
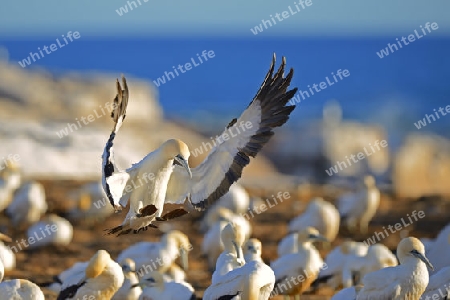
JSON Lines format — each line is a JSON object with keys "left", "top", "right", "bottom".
{"left": 204, "top": 225, "right": 275, "bottom": 300}
{"left": 57, "top": 249, "right": 124, "bottom": 300}
{"left": 112, "top": 258, "right": 141, "bottom": 300}
{"left": 0, "top": 233, "right": 15, "bottom": 272}
{"left": 313, "top": 240, "right": 368, "bottom": 291}
{"left": 117, "top": 230, "right": 190, "bottom": 276}
{"left": 0, "top": 163, "right": 21, "bottom": 213}
{"left": 202, "top": 207, "right": 251, "bottom": 270}
{"left": 271, "top": 227, "right": 327, "bottom": 297}
{"left": 0, "top": 258, "right": 45, "bottom": 300}
{"left": 27, "top": 214, "right": 73, "bottom": 249}
{"left": 67, "top": 182, "right": 114, "bottom": 225}
{"left": 244, "top": 238, "right": 263, "bottom": 263}
{"left": 341, "top": 243, "right": 398, "bottom": 288}
{"left": 200, "top": 183, "right": 250, "bottom": 231}
{"left": 356, "top": 237, "right": 433, "bottom": 300}
{"left": 211, "top": 222, "right": 246, "bottom": 285}
{"left": 338, "top": 175, "right": 380, "bottom": 234}
{"left": 288, "top": 197, "right": 340, "bottom": 242}
{"left": 42, "top": 261, "right": 89, "bottom": 293}
{"left": 102, "top": 55, "right": 297, "bottom": 235}
{"left": 133, "top": 270, "right": 195, "bottom": 300}
{"left": 6, "top": 181, "right": 47, "bottom": 228}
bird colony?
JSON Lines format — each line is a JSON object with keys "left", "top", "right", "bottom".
{"left": 0, "top": 55, "right": 448, "bottom": 300}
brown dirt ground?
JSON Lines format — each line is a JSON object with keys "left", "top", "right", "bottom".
{"left": 2, "top": 180, "right": 449, "bottom": 300}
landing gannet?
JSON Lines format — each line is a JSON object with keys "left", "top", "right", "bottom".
{"left": 202, "top": 208, "right": 251, "bottom": 270}
{"left": 338, "top": 175, "right": 380, "bottom": 234}
{"left": 205, "top": 224, "right": 274, "bottom": 300}
{"left": 0, "top": 258, "right": 45, "bottom": 300}
{"left": 133, "top": 270, "right": 195, "bottom": 300}
{"left": 57, "top": 250, "right": 124, "bottom": 300}
{"left": 27, "top": 214, "right": 73, "bottom": 248}
{"left": 117, "top": 230, "right": 190, "bottom": 275}
{"left": 6, "top": 181, "right": 47, "bottom": 228}
{"left": 102, "top": 55, "right": 297, "bottom": 235}
{"left": 420, "top": 265, "right": 450, "bottom": 299}
{"left": 313, "top": 240, "right": 368, "bottom": 290}
{"left": 112, "top": 258, "right": 141, "bottom": 300}
{"left": 356, "top": 237, "right": 433, "bottom": 300}
{"left": 271, "top": 227, "right": 327, "bottom": 297}
{"left": 244, "top": 238, "right": 263, "bottom": 263}
{"left": 211, "top": 222, "right": 246, "bottom": 284}
{"left": 288, "top": 197, "right": 340, "bottom": 242}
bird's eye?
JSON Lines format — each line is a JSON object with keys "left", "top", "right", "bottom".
{"left": 146, "top": 278, "right": 155, "bottom": 283}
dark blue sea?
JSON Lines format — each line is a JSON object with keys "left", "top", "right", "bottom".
{"left": 2, "top": 37, "right": 450, "bottom": 140}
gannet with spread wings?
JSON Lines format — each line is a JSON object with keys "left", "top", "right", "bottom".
{"left": 102, "top": 55, "right": 297, "bottom": 235}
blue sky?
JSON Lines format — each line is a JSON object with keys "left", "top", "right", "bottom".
{"left": 1, "top": 0, "right": 449, "bottom": 38}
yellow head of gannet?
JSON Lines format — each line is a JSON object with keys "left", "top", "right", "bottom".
{"left": 85, "top": 250, "right": 110, "bottom": 279}
{"left": 161, "top": 139, "right": 192, "bottom": 178}
{"left": 397, "top": 237, "right": 433, "bottom": 270}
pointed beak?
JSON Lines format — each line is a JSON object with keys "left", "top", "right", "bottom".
{"left": 180, "top": 248, "right": 189, "bottom": 271}
{"left": 412, "top": 250, "right": 434, "bottom": 271}
{"left": 175, "top": 155, "right": 192, "bottom": 178}
{"left": 309, "top": 234, "right": 329, "bottom": 243}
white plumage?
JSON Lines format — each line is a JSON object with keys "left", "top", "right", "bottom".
{"left": 426, "top": 223, "right": 450, "bottom": 275}
{"left": 117, "top": 230, "right": 190, "bottom": 277}
{"left": 202, "top": 208, "right": 251, "bottom": 270}
{"left": 57, "top": 250, "right": 124, "bottom": 300}
{"left": 211, "top": 223, "right": 246, "bottom": 285}
{"left": 6, "top": 181, "right": 47, "bottom": 228}
{"left": 420, "top": 265, "right": 450, "bottom": 299}
{"left": 314, "top": 240, "right": 368, "bottom": 290}
{"left": 0, "top": 258, "right": 45, "bottom": 300}
{"left": 338, "top": 175, "right": 380, "bottom": 234}
{"left": 112, "top": 258, "right": 141, "bottom": 300}
{"left": 331, "top": 286, "right": 356, "bottom": 300}
{"left": 204, "top": 224, "right": 274, "bottom": 300}
{"left": 0, "top": 234, "right": 15, "bottom": 272}
{"left": 271, "top": 227, "right": 327, "bottom": 296}
{"left": 341, "top": 243, "right": 398, "bottom": 288}
{"left": 356, "top": 237, "right": 433, "bottom": 300}
{"left": 201, "top": 183, "right": 250, "bottom": 231}
{"left": 0, "top": 164, "right": 21, "bottom": 213}
{"left": 135, "top": 270, "right": 195, "bottom": 300}
{"left": 102, "top": 56, "right": 297, "bottom": 234}
{"left": 27, "top": 214, "right": 73, "bottom": 248}
{"left": 288, "top": 197, "right": 340, "bottom": 242}
{"left": 244, "top": 238, "right": 263, "bottom": 263}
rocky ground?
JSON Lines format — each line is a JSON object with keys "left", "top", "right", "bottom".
{"left": 2, "top": 179, "right": 449, "bottom": 300}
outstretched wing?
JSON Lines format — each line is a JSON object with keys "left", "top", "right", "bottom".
{"left": 101, "top": 75, "right": 130, "bottom": 212}
{"left": 166, "top": 54, "right": 297, "bottom": 210}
